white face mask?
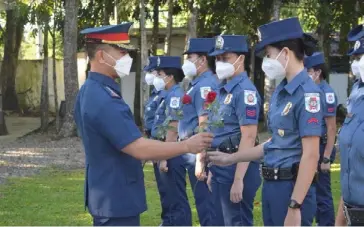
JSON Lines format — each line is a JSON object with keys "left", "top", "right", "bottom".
{"left": 182, "top": 58, "right": 200, "bottom": 80}
{"left": 351, "top": 60, "right": 360, "bottom": 78}
{"left": 358, "top": 55, "right": 364, "bottom": 81}
{"left": 262, "top": 49, "right": 288, "bottom": 80}
{"left": 215, "top": 56, "right": 241, "bottom": 80}
{"left": 104, "top": 52, "right": 133, "bottom": 78}
{"left": 309, "top": 72, "right": 319, "bottom": 82}
{"left": 145, "top": 72, "right": 155, "bottom": 85}
{"left": 153, "top": 76, "right": 168, "bottom": 91}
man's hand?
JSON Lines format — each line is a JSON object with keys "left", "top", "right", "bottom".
{"left": 159, "top": 160, "right": 168, "bottom": 172}
{"left": 230, "top": 179, "right": 243, "bottom": 203}
{"left": 206, "top": 151, "right": 234, "bottom": 166}
{"left": 195, "top": 153, "right": 207, "bottom": 181}
{"left": 183, "top": 132, "right": 214, "bottom": 153}
{"left": 320, "top": 162, "right": 331, "bottom": 172}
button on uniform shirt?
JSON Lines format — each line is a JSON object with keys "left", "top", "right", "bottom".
{"left": 74, "top": 72, "right": 147, "bottom": 218}
{"left": 151, "top": 84, "right": 184, "bottom": 139}
{"left": 263, "top": 70, "right": 323, "bottom": 168}
{"left": 318, "top": 80, "right": 338, "bottom": 136}
{"left": 144, "top": 88, "right": 166, "bottom": 132}
{"left": 347, "top": 79, "right": 364, "bottom": 114}
{"left": 339, "top": 79, "right": 364, "bottom": 207}
{"left": 178, "top": 71, "right": 219, "bottom": 139}
{"left": 208, "top": 72, "right": 261, "bottom": 183}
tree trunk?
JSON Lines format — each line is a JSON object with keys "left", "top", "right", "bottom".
{"left": 137, "top": 0, "right": 147, "bottom": 127}
{"left": 187, "top": 0, "right": 197, "bottom": 40}
{"left": 272, "top": 0, "right": 281, "bottom": 21}
{"left": 103, "top": 0, "right": 110, "bottom": 25}
{"left": 317, "top": 0, "right": 331, "bottom": 69}
{"left": 58, "top": 0, "right": 79, "bottom": 138}
{"left": 0, "top": 92, "right": 7, "bottom": 135}
{"left": 53, "top": 0, "right": 60, "bottom": 132}
{"left": 164, "top": 0, "right": 173, "bottom": 55}
{"left": 151, "top": 0, "right": 159, "bottom": 55}
{"left": 40, "top": 21, "right": 50, "bottom": 132}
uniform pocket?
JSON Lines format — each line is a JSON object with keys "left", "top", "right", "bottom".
{"left": 124, "top": 158, "right": 144, "bottom": 184}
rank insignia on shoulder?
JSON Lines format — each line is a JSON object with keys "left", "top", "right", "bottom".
{"left": 224, "top": 94, "right": 233, "bottom": 104}
{"left": 304, "top": 93, "right": 320, "bottom": 113}
{"left": 244, "top": 90, "right": 257, "bottom": 105}
{"left": 105, "top": 86, "right": 120, "bottom": 98}
{"left": 200, "top": 86, "right": 211, "bottom": 99}
{"left": 278, "top": 129, "right": 284, "bottom": 137}
{"left": 170, "top": 97, "right": 180, "bottom": 108}
{"left": 281, "top": 102, "right": 292, "bottom": 116}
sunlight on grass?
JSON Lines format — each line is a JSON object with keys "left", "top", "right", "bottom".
{"left": 0, "top": 164, "right": 342, "bottom": 226}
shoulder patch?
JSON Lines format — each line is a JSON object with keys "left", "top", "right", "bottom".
{"left": 104, "top": 86, "right": 120, "bottom": 98}
{"left": 325, "top": 92, "right": 335, "bottom": 104}
{"left": 170, "top": 97, "right": 180, "bottom": 109}
{"left": 200, "top": 86, "right": 211, "bottom": 99}
{"left": 244, "top": 90, "right": 257, "bottom": 106}
{"left": 304, "top": 93, "right": 320, "bottom": 113}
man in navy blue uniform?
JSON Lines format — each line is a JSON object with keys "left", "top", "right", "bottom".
{"left": 73, "top": 22, "right": 213, "bottom": 226}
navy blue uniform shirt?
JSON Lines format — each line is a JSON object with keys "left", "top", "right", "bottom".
{"left": 74, "top": 72, "right": 147, "bottom": 218}
{"left": 263, "top": 69, "right": 323, "bottom": 168}
{"left": 144, "top": 88, "right": 166, "bottom": 132}
{"left": 318, "top": 80, "right": 338, "bottom": 136}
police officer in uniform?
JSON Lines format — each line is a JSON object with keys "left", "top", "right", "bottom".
{"left": 142, "top": 56, "right": 171, "bottom": 226}
{"left": 74, "top": 23, "right": 213, "bottom": 226}
{"left": 304, "top": 52, "right": 337, "bottom": 226}
{"left": 167, "top": 38, "right": 218, "bottom": 226}
{"left": 207, "top": 17, "right": 323, "bottom": 226}
{"left": 335, "top": 24, "right": 364, "bottom": 226}
{"left": 151, "top": 56, "right": 191, "bottom": 225}
{"left": 205, "top": 35, "right": 262, "bottom": 226}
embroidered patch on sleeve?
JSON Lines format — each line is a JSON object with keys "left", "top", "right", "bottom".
{"left": 244, "top": 90, "right": 257, "bottom": 106}
{"left": 170, "top": 97, "right": 180, "bottom": 109}
{"left": 246, "top": 106, "right": 257, "bottom": 120}
{"left": 325, "top": 93, "right": 335, "bottom": 104}
{"left": 307, "top": 117, "right": 319, "bottom": 124}
{"left": 304, "top": 93, "right": 320, "bottom": 113}
{"left": 200, "top": 87, "right": 211, "bottom": 99}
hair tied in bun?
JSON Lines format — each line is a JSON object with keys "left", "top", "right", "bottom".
{"left": 302, "top": 33, "right": 319, "bottom": 56}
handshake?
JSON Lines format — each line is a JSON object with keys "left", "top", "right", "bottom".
{"left": 180, "top": 132, "right": 214, "bottom": 154}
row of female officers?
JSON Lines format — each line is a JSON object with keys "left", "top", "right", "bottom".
{"left": 143, "top": 17, "right": 364, "bottom": 226}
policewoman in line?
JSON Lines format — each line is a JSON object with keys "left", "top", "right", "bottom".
{"left": 207, "top": 17, "right": 323, "bottom": 226}
{"left": 206, "top": 35, "right": 262, "bottom": 226}
{"left": 74, "top": 23, "right": 213, "bottom": 226}
{"left": 173, "top": 38, "right": 219, "bottom": 226}
{"left": 335, "top": 25, "right": 364, "bottom": 226}
{"left": 304, "top": 52, "right": 337, "bottom": 226}
{"left": 142, "top": 56, "right": 171, "bottom": 226}
{"left": 151, "top": 56, "right": 192, "bottom": 225}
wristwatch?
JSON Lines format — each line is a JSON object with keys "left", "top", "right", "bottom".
{"left": 322, "top": 157, "right": 330, "bottom": 164}
{"left": 288, "top": 199, "right": 301, "bottom": 209}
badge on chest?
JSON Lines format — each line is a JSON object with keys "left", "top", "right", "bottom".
{"left": 281, "top": 102, "right": 292, "bottom": 116}
{"left": 304, "top": 93, "right": 320, "bottom": 113}
{"left": 224, "top": 94, "right": 233, "bottom": 104}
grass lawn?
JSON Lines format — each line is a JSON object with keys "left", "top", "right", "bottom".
{"left": 0, "top": 164, "right": 342, "bottom": 226}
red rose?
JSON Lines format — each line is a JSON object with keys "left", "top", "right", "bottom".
{"left": 182, "top": 94, "right": 192, "bottom": 104}
{"left": 206, "top": 91, "right": 217, "bottom": 103}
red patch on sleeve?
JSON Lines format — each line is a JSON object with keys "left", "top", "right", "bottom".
{"left": 307, "top": 117, "right": 319, "bottom": 124}
{"left": 328, "top": 107, "right": 334, "bottom": 113}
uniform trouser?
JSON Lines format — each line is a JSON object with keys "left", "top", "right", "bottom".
{"left": 210, "top": 162, "right": 261, "bottom": 226}
{"left": 93, "top": 215, "right": 140, "bottom": 226}
{"left": 315, "top": 143, "right": 336, "bottom": 226}
{"left": 262, "top": 180, "right": 316, "bottom": 226}
{"left": 153, "top": 162, "right": 173, "bottom": 226}
{"left": 165, "top": 154, "right": 213, "bottom": 226}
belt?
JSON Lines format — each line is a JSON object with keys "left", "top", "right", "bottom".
{"left": 261, "top": 163, "right": 318, "bottom": 183}
{"left": 206, "top": 147, "right": 235, "bottom": 154}
{"left": 344, "top": 203, "right": 364, "bottom": 225}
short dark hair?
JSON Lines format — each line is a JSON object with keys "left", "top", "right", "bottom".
{"left": 159, "top": 68, "right": 185, "bottom": 83}
{"left": 85, "top": 43, "right": 108, "bottom": 60}
{"left": 195, "top": 53, "right": 216, "bottom": 74}
{"left": 312, "top": 63, "right": 328, "bottom": 80}
{"left": 270, "top": 38, "right": 306, "bottom": 61}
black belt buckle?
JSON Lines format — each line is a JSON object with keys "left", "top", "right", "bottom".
{"left": 344, "top": 203, "right": 364, "bottom": 225}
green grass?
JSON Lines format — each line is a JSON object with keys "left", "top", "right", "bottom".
{"left": 0, "top": 164, "right": 342, "bottom": 226}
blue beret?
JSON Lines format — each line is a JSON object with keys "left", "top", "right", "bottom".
{"left": 347, "top": 37, "right": 364, "bottom": 56}
{"left": 143, "top": 56, "right": 159, "bottom": 72}
{"left": 255, "top": 17, "right": 304, "bottom": 54}
{"left": 304, "top": 52, "right": 325, "bottom": 69}
{"left": 347, "top": 24, "right": 364, "bottom": 42}
{"left": 155, "top": 56, "right": 181, "bottom": 69}
{"left": 208, "top": 35, "right": 249, "bottom": 56}
{"left": 80, "top": 22, "right": 135, "bottom": 50}
{"left": 184, "top": 38, "right": 215, "bottom": 54}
